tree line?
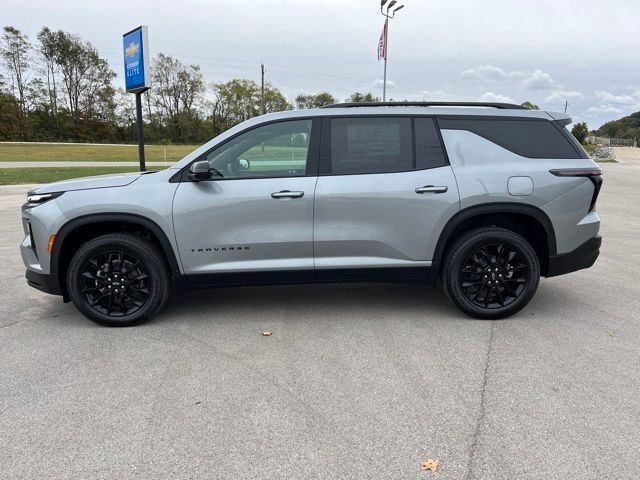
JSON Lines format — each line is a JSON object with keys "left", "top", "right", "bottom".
{"left": 2, "top": 25, "right": 599, "bottom": 146}
{"left": 0, "top": 25, "right": 384, "bottom": 144}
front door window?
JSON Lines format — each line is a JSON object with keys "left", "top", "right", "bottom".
{"left": 206, "top": 119, "right": 313, "bottom": 179}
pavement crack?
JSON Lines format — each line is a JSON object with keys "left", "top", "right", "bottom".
{"left": 465, "top": 321, "right": 495, "bottom": 480}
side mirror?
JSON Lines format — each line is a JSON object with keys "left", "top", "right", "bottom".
{"left": 188, "top": 161, "right": 212, "bottom": 181}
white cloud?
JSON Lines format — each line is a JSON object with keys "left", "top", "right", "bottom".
{"left": 594, "top": 90, "right": 637, "bottom": 105}
{"left": 545, "top": 90, "right": 584, "bottom": 102}
{"left": 478, "top": 92, "right": 515, "bottom": 103}
{"left": 461, "top": 65, "right": 558, "bottom": 91}
{"left": 586, "top": 105, "right": 627, "bottom": 117}
{"left": 372, "top": 78, "right": 395, "bottom": 89}
{"left": 521, "top": 69, "right": 556, "bottom": 90}
{"left": 461, "top": 65, "right": 509, "bottom": 83}
{"left": 418, "top": 90, "right": 463, "bottom": 101}
{"left": 585, "top": 89, "right": 640, "bottom": 119}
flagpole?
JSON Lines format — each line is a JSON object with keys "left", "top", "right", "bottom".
{"left": 383, "top": 20, "right": 388, "bottom": 102}
{"left": 379, "top": 1, "right": 404, "bottom": 102}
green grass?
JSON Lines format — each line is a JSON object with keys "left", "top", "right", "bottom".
{"left": 583, "top": 144, "right": 598, "bottom": 155}
{"left": 0, "top": 143, "right": 198, "bottom": 162}
{"left": 0, "top": 167, "right": 141, "bottom": 185}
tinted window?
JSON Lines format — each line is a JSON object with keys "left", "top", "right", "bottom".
{"left": 415, "top": 117, "right": 447, "bottom": 169}
{"left": 206, "top": 119, "right": 312, "bottom": 179}
{"left": 438, "top": 118, "right": 582, "bottom": 159}
{"left": 330, "top": 117, "right": 412, "bottom": 174}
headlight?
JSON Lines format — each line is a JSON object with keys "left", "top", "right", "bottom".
{"left": 26, "top": 192, "right": 63, "bottom": 204}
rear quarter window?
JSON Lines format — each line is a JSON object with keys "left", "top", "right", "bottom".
{"left": 437, "top": 117, "right": 586, "bottom": 159}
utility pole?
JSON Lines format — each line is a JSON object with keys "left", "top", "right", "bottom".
{"left": 379, "top": 0, "right": 405, "bottom": 102}
{"left": 261, "top": 63, "right": 266, "bottom": 115}
{"left": 564, "top": 100, "right": 568, "bottom": 113}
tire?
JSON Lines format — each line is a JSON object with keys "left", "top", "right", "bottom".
{"left": 67, "top": 233, "right": 170, "bottom": 327}
{"left": 442, "top": 227, "right": 540, "bottom": 320}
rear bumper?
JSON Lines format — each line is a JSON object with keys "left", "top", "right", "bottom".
{"left": 546, "top": 236, "right": 601, "bottom": 277}
{"left": 25, "top": 269, "right": 62, "bottom": 296}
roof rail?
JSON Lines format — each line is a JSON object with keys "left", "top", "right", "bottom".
{"left": 322, "top": 101, "right": 527, "bottom": 110}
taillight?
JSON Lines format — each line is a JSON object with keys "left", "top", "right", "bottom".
{"left": 549, "top": 168, "right": 603, "bottom": 212}
{"left": 549, "top": 167, "right": 602, "bottom": 177}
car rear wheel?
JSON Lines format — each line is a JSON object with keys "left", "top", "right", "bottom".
{"left": 443, "top": 227, "right": 540, "bottom": 319}
{"left": 67, "top": 233, "right": 169, "bottom": 327}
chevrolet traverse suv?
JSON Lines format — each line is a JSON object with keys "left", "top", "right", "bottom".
{"left": 20, "top": 102, "right": 603, "bottom": 326}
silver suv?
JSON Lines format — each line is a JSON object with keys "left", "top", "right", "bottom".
{"left": 20, "top": 102, "right": 603, "bottom": 326}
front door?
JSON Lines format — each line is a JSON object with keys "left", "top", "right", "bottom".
{"left": 313, "top": 116, "right": 460, "bottom": 275}
{"left": 173, "top": 118, "right": 319, "bottom": 284}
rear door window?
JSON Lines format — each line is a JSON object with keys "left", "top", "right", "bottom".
{"left": 329, "top": 117, "right": 412, "bottom": 174}
{"left": 414, "top": 117, "right": 447, "bottom": 169}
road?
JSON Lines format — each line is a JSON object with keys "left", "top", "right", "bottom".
{"left": 0, "top": 161, "right": 174, "bottom": 168}
{"left": 1, "top": 158, "right": 639, "bottom": 479}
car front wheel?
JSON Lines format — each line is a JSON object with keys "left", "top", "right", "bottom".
{"left": 67, "top": 233, "right": 169, "bottom": 327}
{"left": 443, "top": 227, "right": 540, "bottom": 319}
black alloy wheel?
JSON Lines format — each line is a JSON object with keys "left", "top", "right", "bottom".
{"left": 67, "top": 233, "right": 169, "bottom": 327}
{"left": 80, "top": 250, "right": 151, "bottom": 317}
{"left": 459, "top": 243, "right": 528, "bottom": 309}
{"left": 443, "top": 227, "right": 540, "bottom": 319}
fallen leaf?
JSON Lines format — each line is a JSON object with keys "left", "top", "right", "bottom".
{"left": 420, "top": 459, "right": 439, "bottom": 472}
{"left": 262, "top": 331, "right": 272, "bottom": 336}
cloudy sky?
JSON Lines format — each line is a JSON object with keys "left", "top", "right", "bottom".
{"left": 3, "top": 0, "right": 638, "bottom": 128}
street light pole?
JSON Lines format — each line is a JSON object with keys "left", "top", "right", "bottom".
{"left": 380, "top": 0, "right": 404, "bottom": 102}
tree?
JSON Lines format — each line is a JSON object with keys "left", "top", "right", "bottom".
{"left": 295, "top": 92, "right": 336, "bottom": 109}
{"left": 151, "top": 53, "right": 206, "bottom": 142}
{"left": 571, "top": 122, "right": 589, "bottom": 144}
{"left": 37, "top": 27, "right": 60, "bottom": 120}
{"left": 152, "top": 54, "right": 205, "bottom": 118}
{"left": 263, "top": 83, "right": 291, "bottom": 114}
{"left": 348, "top": 92, "right": 380, "bottom": 103}
{"left": 0, "top": 26, "right": 31, "bottom": 116}
{"left": 211, "top": 78, "right": 290, "bottom": 134}
{"left": 595, "top": 111, "right": 640, "bottom": 140}
{"left": 0, "top": 91, "right": 19, "bottom": 139}
{"left": 520, "top": 101, "right": 540, "bottom": 110}
{"left": 52, "top": 31, "right": 116, "bottom": 129}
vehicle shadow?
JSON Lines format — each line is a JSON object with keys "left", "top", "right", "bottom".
{"left": 157, "top": 281, "right": 458, "bottom": 325}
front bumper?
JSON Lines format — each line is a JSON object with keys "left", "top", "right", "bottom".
{"left": 546, "top": 236, "right": 602, "bottom": 277}
{"left": 25, "top": 269, "right": 62, "bottom": 296}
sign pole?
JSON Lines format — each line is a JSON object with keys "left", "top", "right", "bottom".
{"left": 135, "top": 92, "right": 146, "bottom": 171}
{"left": 123, "top": 25, "right": 150, "bottom": 171}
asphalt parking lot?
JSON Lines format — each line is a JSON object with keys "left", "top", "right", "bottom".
{"left": 1, "top": 158, "right": 639, "bottom": 479}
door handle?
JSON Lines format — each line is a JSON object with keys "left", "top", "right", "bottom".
{"left": 271, "top": 190, "right": 304, "bottom": 199}
{"left": 415, "top": 185, "right": 448, "bottom": 194}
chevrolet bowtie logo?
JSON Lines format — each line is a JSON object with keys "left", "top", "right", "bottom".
{"left": 125, "top": 42, "right": 139, "bottom": 57}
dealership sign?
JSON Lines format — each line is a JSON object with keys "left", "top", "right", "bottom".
{"left": 122, "top": 26, "right": 150, "bottom": 93}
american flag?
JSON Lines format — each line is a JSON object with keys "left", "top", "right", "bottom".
{"left": 377, "top": 19, "right": 388, "bottom": 61}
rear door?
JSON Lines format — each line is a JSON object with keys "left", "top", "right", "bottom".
{"left": 173, "top": 118, "right": 319, "bottom": 283}
{"left": 313, "top": 116, "right": 460, "bottom": 275}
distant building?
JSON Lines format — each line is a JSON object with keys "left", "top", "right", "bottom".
{"left": 585, "top": 136, "right": 636, "bottom": 147}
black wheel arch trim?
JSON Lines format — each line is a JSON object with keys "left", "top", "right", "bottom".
{"left": 51, "top": 213, "right": 182, "bottom": 291}
{"left": 431, "top": 202, "right": 557, "bottom": 269}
